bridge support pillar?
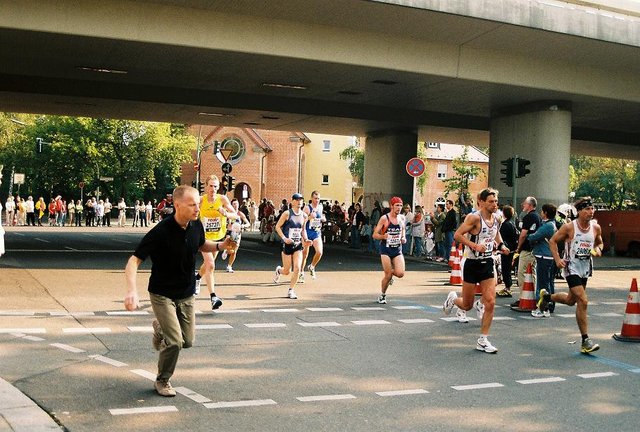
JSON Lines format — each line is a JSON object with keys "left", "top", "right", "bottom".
{"left": 489, "top": 102, "right": 572, "bottom": 207}
{"left": 363, "top": 130, "right": 417, "bottom": 210}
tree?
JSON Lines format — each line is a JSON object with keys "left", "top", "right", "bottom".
{"left": 441, "top": 146, "right": 485, "bottom": 207}
{"left": 339, "top": 138, "right": 364, "bottom": 185}
{"left": 570, "top": 155, "right": 638, "bottom": 209}
{"left": 416, "top": 143, "right": 428, "bottom": 195}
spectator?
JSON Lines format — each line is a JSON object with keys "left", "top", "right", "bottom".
{"left": 411, "top": 205, "right": 425, "bottom": 257}
{"left": 441, "top": 199, "right": 458, "bottom": 261}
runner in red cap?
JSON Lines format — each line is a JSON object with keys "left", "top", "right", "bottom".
{"left": 372, "top": 196, "right": 406, "bottom": 304}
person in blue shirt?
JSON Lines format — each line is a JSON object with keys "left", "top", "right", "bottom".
{"left": 527, "top": 203, "right": 557, "bottom": 317}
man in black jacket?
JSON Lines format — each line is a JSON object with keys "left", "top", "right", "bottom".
{"left": 442, "top": 200, "right": 457, "bottom": 261}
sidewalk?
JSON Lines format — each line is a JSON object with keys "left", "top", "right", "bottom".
{"left": 0, "top": 378, "right": 61, "bottom": 431}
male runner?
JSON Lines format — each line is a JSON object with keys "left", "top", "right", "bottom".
{"left": 221, "top": 198, "right": 250, "bottom": 273}
{"left": 541, "top": 197, "right": 603, "bottom": 354}
{"left": 273, "top": 193, "right": 311, "bottom": 299}
{"left": 372, "top": 196, "right": 406, "bottom": 304}
{"left": 301, "top": 191, "right": 326, "bottom": 281}
{"left": 443, "top": 188, "right": 510, "bottom": 353}
{"left": 198, "top": 175, "right": 237, "bottom": 309}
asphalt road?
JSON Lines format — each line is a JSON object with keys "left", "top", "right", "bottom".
{"left": 1, "top": 227, "right": 639, "bottom": 431}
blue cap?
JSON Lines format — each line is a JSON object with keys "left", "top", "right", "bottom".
{"left": 292, "top": 193, "right": 304, "bottom": 200}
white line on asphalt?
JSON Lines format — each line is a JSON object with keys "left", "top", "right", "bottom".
{"left": 63, "top": 327, "right": 111, "bottom": 334}
{"left": 557, "top": 314, "right": 581, "bottom": 318}
{"left": 34, "top": 237, "right": 50, "bottom": 243}
{"left": 213, "top": 309, "right": 251, "bottom": 314}
{"left": 375, "top": 389, "right": 429, "bottom": 397}
{"left": 600, "top": 301, "right": 626, "bottom": 305}
{"left": 351, "top": 320, "right": 391, "bottom": 325}
{"left": 64, "top": 246, "right": 78, "bottom": 251}
{"left": 297, "top": 394, "right": 356, "bottom": 402}
{"left": 23, "top": 335, "right": 45, "bottom": 341}
{"left": 261, "top": 308, "right": 299, "bottom": 313}
{"left": 306, "top": 307, "right": 343, "bottom": 312}
{"left": 452, "top": 383, "right": 504, "bottom": 391}
{"left": 106, "top": 311, "right": 149, "bottom": 316}
{"left": 89, "top": 355, "right": 127, "bottom": 367}
{"left": 174, "top": 387, "right": 212, "bottom": 403}
{"left": 594, "top": 312, "right": 622, "bottom": 317}
{"left": 0, "top": 328, "right": 46, "bottom": 334}
{"left": 297, "top": 321, "right": 342, "bottom": 327}
{"left": 195, "top": 324, "right": 233, "bottom": 330}
{"left": 0, "top": 311, "right": 35, "bottom": 316}
{"left": 397, "top": 318, "right": 434, "bottom": 324}
{"left": 130, "top": 369, "right": 156, "bottom": 381}
{"left": 244, "top": 323, "right": 287, "bottom": 328}
{"left": 11, "top": 232, "right": 25, "bottom": 236}
{"left": 49, "top": 312, "right": 95, "bottom": 316}
{"left": 492, "top": 316, "right": 517, "bottom": 321}
{"left": 204, "top": 399, "right": 277, "bottom": 409}
{"left": 516, "top": 377, "right": 566, "bottom": 385}
{"left": 110, "top": 406, "right": 178, "bottom": 415}
{"left": 9, "top": 333, "right": 25, "bottom": 337}
{"left": 50, "top": 343, "right": 85, "bottom": 353}
{"left": 630, "top": 369, "right": 640, "bottom": 373}
{"left": 392, "top": 306, "right": 423, "bottom": 310}
{"left": 127, "top": 326, "right": 152, "bottom": 332}
{"left": 351, "top": 307, "right": 385, "bottom": 311}
{"left": 577, "top": 372, "right": 618, "bottom": 379}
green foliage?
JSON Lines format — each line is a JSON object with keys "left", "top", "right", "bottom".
{"left": 415, "top": 143, "right": 428, "bottom": 194}
{"left": 339, "top": 139, "right": 364, "bottom": 185}
{"left": 570, "top": 155, "right": 639, "bottom": 209}
{"left": 441, "top": 146, "right": 485, "bottom": 199}
{"left": 0, "top": 114, "right": 194, "bottom": 202}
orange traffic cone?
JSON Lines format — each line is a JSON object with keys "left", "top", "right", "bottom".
{"left": 447, "top": 250, "right": 462, "bottom": 285}
{"left": 475, "top": 283, "right": 482, "bottom": 296}
{"left": 448, "top": 242, "right": 457, "bottom": 268}
{"left": 510, "top": 263, "right": 536, "bottom": 312}
{"left": 613, "top": 278, "right": 640, "bottom": 342}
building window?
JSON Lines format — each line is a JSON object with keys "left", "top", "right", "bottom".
{"left": 427, "top": 142, "right": 440, "bottom": 149}
{"left": 437, "top": 163, "right": 447, "bottom": 179}
{"left": 323, "top": 140, "right": 331, "bottom": 152}
{"left": 322, "top": 174, "right": 329, "bottom": 185}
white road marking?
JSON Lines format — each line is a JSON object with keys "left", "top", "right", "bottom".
{"left": 63, "top": 327, "right": 111, "bottom": 334}
{"left": 106, "top": 311, "right": 149, "bottom": 316}
{"left": 23, "top": 335, "right": 45, "bottom": 341}
{"left": 64, "top": 246, "right": 78, "bottom": 251}
{"left": 556, "top": 314, "right": 579, "bottom": 318}
{"left": 452, "top": 382, "right": 504, "bottom": 391}
{"left": 297, "top": 322, "right": 342, "bottom": 327}
{"left": 351, "top": 320, "right": 391, "bottom": 325}
{"left": 244, "top": 323, "right": 287, "bottom": 328}
{"left": 130, "top": 369, "right": 156, "bottom": 381}
{"left": 261, "top": 308, "right": 299, "bottom": 313}
{"left": 195, "top": 324, "right": 233, "bottom": 330}
{"left": 127, "top": 326, "right": 153, "bottom": 332}
{"left": 492, "top": 316, "right": 517, "bottom": 321}
{"left": 297, "top": 394, "right": 356, "bottom": 402}
{"left": 594, "top": 312, "right": 622, "bottom": 317}
{"left": 0, "top": 328, "right": 45, "bottom": 334}
{"left": 0, "top": 311, "right": 35, "bottom": 316}
{"left": 600, "top": 301, "right": 626, "bottom": 305}
{"left": 397, "top": 318, "right": 434, "bottom": 324}
{"left": 351, "top": 307, "right": 385, "bottom": 311}
{"left": 50, "top": 312, "right": 95, "bottom": 316}
{"left": 577, "top": 372, "right": 618, "bottom": 379}
{"left": 392, "top": 306, "right": 423, "bottom": 310}
{"left": 516, "top": 377, "right": 566, "bottom": 385}
{"left": 89, "top": 355, "right": 127, "bottom": 367}
{"left": 174, "top": 387, "right": 212, "bottom": 403}
{"left": 50, "top": 343, "right": 85, "bottom": 353}
{"left": 204, "top": 399, "right": 277, "bottom": 409}
{"left": 630, "top": 369, "right": 640, "bottom": 373}
{"left": 9, "top": 333, "right": 26, "bottom": 337}
{"left": 110, "top": 406, "right": 178, "bottom": 415}
{"left": 213, "top": 309, "right": 251, "bottom": 314}
{"left": 376, "top": 389, "right": 429, "bottom": 396}
{"left": 306, "top": 307, "right": 343, "bottom": 312}
{"left": 34, "top": 237, "right": 50, "bottom": 243}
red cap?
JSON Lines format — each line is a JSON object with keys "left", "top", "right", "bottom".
{"left": 389, "top": 196, "right": 403, "bottom": 206}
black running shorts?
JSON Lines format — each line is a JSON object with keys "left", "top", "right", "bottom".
{"left": 463, "top": 258, "right": 495, "bottom": 284}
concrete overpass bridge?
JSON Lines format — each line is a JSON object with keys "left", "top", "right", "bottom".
{"left": 1, "top": 0, "right": 639, "bottom": 205}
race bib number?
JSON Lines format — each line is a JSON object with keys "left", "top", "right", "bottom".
{"left": 289, "top": 228, "right": 302, "bottom": 245}
{"left": 575, "top": 241, "right": 592, "bottom": 259}
{"left": 480, "top": 238, "right": 494, "bottom": 257}
{"left": 203, "top": 217, "right": 222, "bottom": 233}
{"left": 386, "top": 228, "right": 402, "bottom": 248}
{"left": 309, "top": 219, "right": 322, "bottom": 230}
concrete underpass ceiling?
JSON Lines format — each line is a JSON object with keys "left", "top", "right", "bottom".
{"left": 0, "top": 0, "right": 639, "bottom": 158}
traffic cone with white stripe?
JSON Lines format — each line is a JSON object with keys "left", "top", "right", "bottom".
{"left": 510, "top": 263, "right": 536, "bottom": 312}
{"left": 447, "top": 249, "right": 462, "bottom": 285}
{"left": 613, "top": 278, "right": 640, "bottom": 342}
{"left": 448, "top": 242, "right": 457, "bottom": 268}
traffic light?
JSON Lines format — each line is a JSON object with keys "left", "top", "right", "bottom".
{"left": 198, "top": 181, "right": 205, "bottom": 195}
{"left": 220, "top": 174, "right": 229, "bottom": 194}
{"left": 500, "top": 157, "right": 514, "bottom": 187}
{"left": 227, "top": 175, "right": 235, "bottom": 192}
{"left": 36, "top": 137, "right": 43, "bottom": 153}
{"left": 517, "top": 158, "right": 531, "bottom": 178}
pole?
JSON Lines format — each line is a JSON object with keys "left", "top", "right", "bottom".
{"left": 196, "top": 125, "right": 202, "bottom": 188}
{"left": 511, "top": 156, "right": 518, "bottom": 207}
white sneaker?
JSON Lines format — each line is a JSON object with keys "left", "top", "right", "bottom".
{"left": 308, "top": 265, "right": 316, "bottom": 279}
{"left": 221, "top": 250, "right": 228, "bottom": 260}
{"left": 288, "top": 289, "right": 298, "bottom": 299}
{"left": 297, "top": 273, "right": 305, "bottom": 284}
{"left": 456, "top": 309, "right": 469, "bottom": 323}
{"left": 377, "top": 294, "right": 387, "bottom": 304}
{"left": 543, "top": 310, "right": 551, "bottom": 318}
{"left": 531, "top": 309, "right": 547, "bottom": 318}
{"left": 474, "top": 299, "right": 485, "bottom": 320}
{"left": 443, "top": 291, "right": 457, "bottom": 315}
{"left": 273, "top": 266, "right": 282, "bottom": 283}
{"left": 226, "top": 265, "right": 234, "bottom": 273}
{"left": 194, "top": 272, "right": 201, "bottom": 296}
{"left": 476, "top": 337, "right": 498, "bottom": 354}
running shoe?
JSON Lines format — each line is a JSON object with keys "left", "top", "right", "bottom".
{"left": 377, "top": 294, "right": 387, "bottom": 304}
{"left": 474, "top": 299, "right": 485, "bottom": 320}
{"left": 496, "top": 288, "right": 512, "bottom": 298}
{"left": 476, "top": 337, "right": 498, "bottom": 354}
{"left": 226, "top": 265, "right": 234, "bottom": 273}
{"left": 443, "top": 291, "right": 457, "bottom": 315}
{"left": 537, "top": 289, "right": 549, "bottom": 312}
{"left": 211, "top": 295, "right": 223, "bottom": 310}
{"left": 308, "top": 265, "right": 316, "bottom": 279}
{"left": 456, "top": 309, "right": 469, "bottom": 323}
{"left": 273, "top": 265, "right": 282, "bottom": 283}
{"left": 581, "top": 338, "right": 600, "bottom": 354}
{"left": 221, "top": 250, "right": 228, "bottom": 260}
{"left": 288, "top": 289, "right": 298, "bottom": 299}
{"left": 298, "top": 273, "right": 305, "bottom": 284}
{"left": 543, "top": 310, "right": 551, "bottom": 318}
{"left": 531, "top": 309, "right": 546, "bottom": 318}
{"left": 155, "top": 379, "right": 176, "bottom": 397}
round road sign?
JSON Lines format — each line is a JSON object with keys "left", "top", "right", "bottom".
{"left": 221, "top": 162, "right": 233, "bottom": 174}
{"left": 406, "top": 157, "right": 425, "bottom": 177}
